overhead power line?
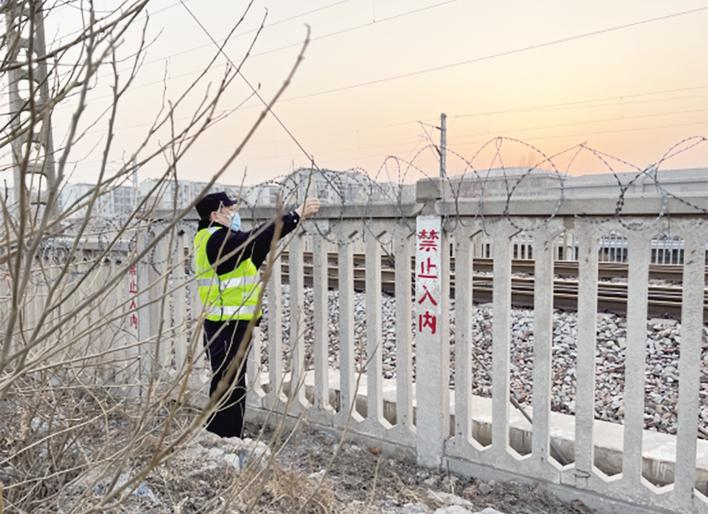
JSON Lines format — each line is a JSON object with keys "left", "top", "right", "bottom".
{"left": 138, "top": 0, "right": 356, "bottom": 68}
{"left": 449, "top": 107, "right": 708, "bottom": 142}
{"left": 17, "top": 4, "right": 705, "bottom": 116}
{"left": 68, "top": 0, "right": 457, "bottom": 104}
{"left": 179, "top": 0, "right": 337, "bottom": 198}
{"left": 272, "top": 6, "right": 708, "bottom": 104}
{"left": 451, "top": 86, "right": 708, "bottom": 119}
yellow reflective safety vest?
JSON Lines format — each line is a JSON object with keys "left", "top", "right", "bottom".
{"left": 193, "top": 226, "right": 262, "bottom": 322}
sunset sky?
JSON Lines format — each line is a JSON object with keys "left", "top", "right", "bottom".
{"left": 41, "top": 0, "right": 708, "bottom": 186}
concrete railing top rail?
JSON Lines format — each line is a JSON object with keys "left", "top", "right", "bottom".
{"left": 416, "top": 177, "right": 708, "bottom": 217}
{"left": 149, "top": 178, "right": 708, "bottom": 222}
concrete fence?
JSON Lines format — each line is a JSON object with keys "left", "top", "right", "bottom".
{"left": 6, "top": 184, "right": 708, "bottom": 513}
{"left": 241, "top": 185, "right": 708, "bottom": 514}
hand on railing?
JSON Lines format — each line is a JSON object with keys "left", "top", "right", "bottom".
{"left": 295, "top": 198, "right": 320, "bottom": 219}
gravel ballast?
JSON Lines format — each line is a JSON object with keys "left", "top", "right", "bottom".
{"left": 259, "top": 286, "right": 708, "bottom": 437}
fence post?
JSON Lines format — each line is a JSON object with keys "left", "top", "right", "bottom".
{"left": 134, "top": 225, "right": 151, "bottom": 400}
{"left": 148, "top": 225, "right": 171, "bottom": 384}
{"left": 135, "top": 223, "right": 164, "bottom": 400}
{"left": 415, "top": 178, "right": 449, "bottom": 468}
{"left": 184, "top": 224, "right": 208, "bottom": 401}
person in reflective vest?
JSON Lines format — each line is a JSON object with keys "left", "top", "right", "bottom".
{"left": 194, "top": 191, "right": 320, "bottom": 438}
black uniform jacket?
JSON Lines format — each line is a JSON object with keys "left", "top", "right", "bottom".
{"left": 197, "top": 211, "right": 300, "bottom": 327}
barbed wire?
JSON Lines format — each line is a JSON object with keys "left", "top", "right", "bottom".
{"left": 17, "top": 133, "right": 707, "bottom": 267}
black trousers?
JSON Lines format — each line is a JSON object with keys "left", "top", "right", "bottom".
{"left": 203, "top": 319, "right": 252, "bottom": 438}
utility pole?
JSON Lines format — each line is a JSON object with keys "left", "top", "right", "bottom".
{"left": 3, "top": 1, "right": 59, "bottom": 221}
{"left": 439, "top": 112, "right": 447, "bottom": 178}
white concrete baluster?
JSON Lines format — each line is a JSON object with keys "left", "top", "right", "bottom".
{"left": 151, "top": 232, "right": 171, "bottom": 377}
{"left": 623, "top": 233, "right": 651, "bottom": 487}
{"left": 25, "top": 274, "right": 36, "bottom": 340}
{"left": 267, "top": 253, "right": 284, "bottom": 403}
{"left": 674, "top": 231, "right": 706, "bottom": 505}
{"left": 136, "top": 230, "right": 152, "bottom": 399}
{"left": 246, "top": 323, "right": 263, "bottom": 403}
{"left": 365, "top": 229, "right": 385, "bottom": 425}
{"left": 185, "top": 225, "right": 202, "bottom": 330}
{"left": 46, "top": 273, "right": 61, "bottom": 364}
{"left": 184, "top": 226, "right": 207, "bottom": 397}
{"left": 395, "top": 227, "right": 413, "bottom": 430}
{"left": 575, "top": 226, "right": 599, "bottom": 476}
{"left": 245, "top": 226, "right": 266, "bottom": 403}
{"left": 313, "top": 235, "right": 331, "bottom": 411}
{"left": 289, "top": 231, "right": 307, "bottom": 405}
{"left": 98, "top": 263, "right": 114, "bottom": 380}
{"left": 532, "top": 230, "right": 555, "bottom": 462}
{"left": 491, "top": 225, "right": 513, "bottom": 455}
{"left": 115, "top": 262, "right": 129, "bottom": 387}
{"left": 123, "top": 258, "right": 140, "bottom": 400}
{"left": 172, "top": 233, "right": 187, "bottom": 377}
{"left": 454, "top": 231, "right": 474, "bottom": 442}
{"left": 338, "top": 234, "right": 357, "bottom": 419}
{"left": 30, "top": 277, "right": 41, "bottom": 345}
{"left": 0, "top": 274, "right": 10, "bottom": 358}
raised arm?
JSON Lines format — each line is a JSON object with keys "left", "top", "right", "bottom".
{"left": 249, "top": 198, "right": 321, "bottom": 268}
{"left": 208, "top": 199, "right": 321, "bottom": 273}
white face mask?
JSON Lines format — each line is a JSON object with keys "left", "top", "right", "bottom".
{"left": 229, "top": 211, "right": 241, "bottom": 232}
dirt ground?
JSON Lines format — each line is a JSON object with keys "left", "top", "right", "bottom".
{"left": 70, "top": 416, "right": 594, "bottom": 513}
{"left": 2, "top": 395, "right": 595, "bottom": 514}
{"left": 245, "top": 423, "right": 595, "bottom": 514}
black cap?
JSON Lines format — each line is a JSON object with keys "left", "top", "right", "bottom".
{"left": 195, "top": 192, "right": 237, "bottom": 220}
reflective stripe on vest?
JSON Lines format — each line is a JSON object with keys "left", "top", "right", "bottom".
{"left": 197, "top": 275, "right": 260, "bottom": 290}
{"left": 193, "top": 226, "right": 262, "bottom": 322}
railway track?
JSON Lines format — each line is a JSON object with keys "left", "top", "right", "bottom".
{"left": 278, "top": 252, "right": 708, "bottom": 319}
